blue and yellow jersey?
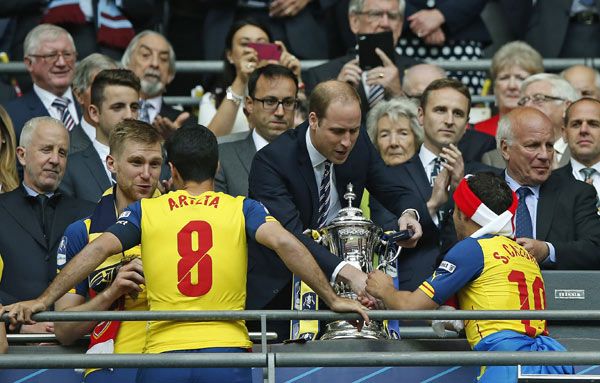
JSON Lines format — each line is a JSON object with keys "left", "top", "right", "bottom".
{"left": 419, "top": 234, "right": 547, "bottom": 348}
{"left": 57, "top": 187, "right": 148, "bottom": 355}
{"left": 108, "top": 190, "right": 276, "bottom": 354}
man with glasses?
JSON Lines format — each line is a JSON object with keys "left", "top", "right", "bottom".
{"left": 216, "top": 64, "right": 298, "bottom": 197}
{"left": 3, "top": 24, "right": 80, "bottom": 141}
{"left": 518, "top": 73, "right": 580, "bottom": 167}
{"left": 304, "top": 0, "right": 417, "bottom": 115}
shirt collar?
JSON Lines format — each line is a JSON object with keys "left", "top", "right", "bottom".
{"left": 80, "top": 117, "right": 96, "bottom": 143}
{"left": 34, "top": 84, "right": 75, "bottom": 111}
{"left": 22, "top": 182, "right": 54, "bottom": 198}
{"left": 554, "top": 137, "right": 568, "bottom": 154}
{"left": 143, "top": 96, "right": 162, "bottom": 111}
{"left": 305, "top": 126, "right": 328, "bottom": 168}
{"left": 419, "top": 144, "right": 438, "bottom": 166}
{"left": 571, "top": 157, "right": 600, "bottom": 174}
{"left": 504, "top": 172, "right": 540, "bottom": 199}
{"left": 252, "top": 129, "right": 270, "bottom": 152}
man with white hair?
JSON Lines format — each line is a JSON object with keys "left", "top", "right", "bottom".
{"left": 0, "top": 117, "right": 94, "bottom": 323}
{"left": 3, "top": 24, "right": 81, "bottom": 139}
{"left": 304, "top": 0, "right": 418, "bottom": 115}
{"left": 561, "top": 64, "right": 600, "bottom": 101}
{"left": 518, "top": 73, "right": 580, "bottom": 166}
{"left": 121, "top": 31, "right": 189, "bottom": 135}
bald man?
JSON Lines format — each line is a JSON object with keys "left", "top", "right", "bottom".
{"left": 562, "top": 65, "right": 600, "bottom": 100}
{"left": 497, "top": 107, "right": 600, "bottom": 269}
{"left": 401, "top": 63, "right": 446, "bottom": 99}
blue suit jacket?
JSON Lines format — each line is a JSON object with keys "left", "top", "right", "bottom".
{"left": 2, "top": 90, "right": 82, "bottom": 138}
{"left": 246, "top": 121, "right": 426, "bottom": 309}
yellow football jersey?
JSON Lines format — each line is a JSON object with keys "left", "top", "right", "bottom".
{"left": 420, "top": 235, "right": 547, "bottom": 348}
{"left": 114, "top": 190, "right": 275, "bottom": 354}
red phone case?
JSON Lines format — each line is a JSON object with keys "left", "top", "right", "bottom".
{"left": 248, "top": 43, "right": 282, "bottom": 61}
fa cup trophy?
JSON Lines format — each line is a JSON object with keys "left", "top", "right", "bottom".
{"left": 317, "top": 183, "right": 401, "bottom": 340}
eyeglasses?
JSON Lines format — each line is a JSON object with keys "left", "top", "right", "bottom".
{"left": 253, "top": 97, "right": 297, "bottom": 111}
{"left": 517, "top": 93, "right": 565, "bottom": 107}
{"left": 355, "top": 10, "right": 402, "bottom": 22}
{"left": 28, "top": 51, "right": 77, "bottom": 64}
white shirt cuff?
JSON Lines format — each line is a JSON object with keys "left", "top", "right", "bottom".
{"left": 545, "top": 242, "right": 556, "bottom": 263}
{"left": 331, "top": 260, "right": 350, "bottom": 284}
{"left": 401, "top": 208, "right": 420, "bottom": 222}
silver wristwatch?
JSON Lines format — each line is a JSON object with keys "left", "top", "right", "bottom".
{"left": 225, "top": 86, "right": 244, "bottom": 106}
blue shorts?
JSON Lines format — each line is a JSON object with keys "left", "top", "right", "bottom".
{"left": 84, "top": 368, "right": 138, "bottom": 383}
{"left": 135, "top": 347, "right": 252, "bottom": 383}
{"left": 474, "top": 330, "right": 574, "bottom": 383}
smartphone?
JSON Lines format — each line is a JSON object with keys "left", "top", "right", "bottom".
{"left": 248, "top": 42, "right": 282, "bottom": 61}
{"left": 357, "top": 31, "right": 395, "bottom": 70}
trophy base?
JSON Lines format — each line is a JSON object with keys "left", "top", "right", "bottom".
{"left": 320, "top": 320, "right": 389, "bottom": 340}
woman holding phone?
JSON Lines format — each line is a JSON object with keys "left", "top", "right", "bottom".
{"left": 199, "top": 19, "right": 303, "bottom": 137}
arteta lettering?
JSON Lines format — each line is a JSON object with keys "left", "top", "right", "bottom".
{"left": 168, "top": 195, "right": 220, "bottom": 211}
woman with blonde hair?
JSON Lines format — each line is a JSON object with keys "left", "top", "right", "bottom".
{"left": 0, "top": 106, "right": 18, "bottom": 193}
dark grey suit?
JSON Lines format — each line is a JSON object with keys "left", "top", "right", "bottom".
{"left": 0, "top": 186, "right": 94, "bottom": 304}
{"left": 60, "top": 144, "right": 111, "bottom": 203}
{"left": 69, "top": 123, "right": 93, "bottom": 155}
{"left": 525, "top": 0, "right": 600, "bottom": 57}
{"left": 536, "top": 169, "right": 600, "bottom": 269}
{"left": 215, "top": 132, "right": 256, "bottom": 197}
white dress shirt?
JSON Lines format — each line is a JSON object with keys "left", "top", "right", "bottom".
{"left": 92, "top": 139, "right": 111, "bottom": 181}
{"left": 570, "top": 158, "right": 600, "bottom": 197}
{"left": 505, "top": 172, "right": 557, "bottom": 263}
{"left": 305, "top": 128, "right": 345, "bottom": 282}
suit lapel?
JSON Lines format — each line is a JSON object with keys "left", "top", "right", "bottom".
{"left": 297, "top": 124, "right": 319, "bottom": 224}
{"left": 537, "top": 174, "right": 560, "bottom": 240}
{"left": 405, "top": 154, "right": 432, "bottom": 201}
{"left": 1, "top": 189, "right": 47, "bottom": 248}
{"left": 82, "top": 147, "right": 111, "bottom": 192}
{"left": 26, "top": 92, "right": 49, "bottom": 117}
{"left": 235, "top": 133, "right": 257, "bottom": 175}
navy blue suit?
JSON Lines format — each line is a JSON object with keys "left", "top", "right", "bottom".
{"left": 247, "top": 121, "right": 426, "bottom": 310}
{"left": 2, "top": 91, "right": 81, "bottom": 138}
{"left": 370, "top": 153, "right": 495, "bottom": 290}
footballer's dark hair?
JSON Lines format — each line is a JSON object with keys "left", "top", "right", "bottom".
{"left": 165, "top": 124, "right": 218, "bottom": 183}
{"left": 466, "top": 172, "right": 513, "bottom": 215}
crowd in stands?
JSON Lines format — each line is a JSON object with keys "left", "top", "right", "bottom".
{"left": 1, "top": 0, "right": 600, "bottom": 382}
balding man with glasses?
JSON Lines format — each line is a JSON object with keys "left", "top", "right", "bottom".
{"left": 3, "top": 24, "right": 81, "bottom": 142}
{"left": 304, "top": 0, "right": 418, "bottom": 116}
{"left": 216, "top": 64, "right": 299, "bottom": 198}
{"left": 518, "top": 73, "right": 581, "bottom": 167}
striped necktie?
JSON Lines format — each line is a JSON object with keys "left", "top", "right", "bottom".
{"left": 139, "top": 100, "right": 152, "bottom": 123}
{"left": 52, "top": 97, "right": 76, "bottom": 131}
{"left": 317, "top": 160, "right": 332, "bottom": 228}
{"left": 367, "top": 84, "right": 385, "bottom": 109}
{"left": 581, "top": 168, "right": 596, "bottom": 185}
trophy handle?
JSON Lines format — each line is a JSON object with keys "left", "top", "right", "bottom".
{"left": 377, "top": 231, "right": 405, "bottom": 271}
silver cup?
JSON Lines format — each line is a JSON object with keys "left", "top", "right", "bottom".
{"left": 317, "top": 183, "right": 400, "bottom": 340}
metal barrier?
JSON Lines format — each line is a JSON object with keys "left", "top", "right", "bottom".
{"left": 2, "top": 310, "right": 598, "bottom": 380}
{"left": 0, "top": 58, "right": 598, "bottom": 74}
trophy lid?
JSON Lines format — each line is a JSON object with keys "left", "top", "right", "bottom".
{"left": 328, "top": 183, "right": 374, "bottom": 226}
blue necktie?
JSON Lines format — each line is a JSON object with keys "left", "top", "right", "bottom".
{"left": 367, "top": 84, "right": 385, "bottom": 109}
{"left": 515, "top": 187, "right": 534, "bottom": 238}
{"left": 317, "top": 161, "right": 332, "bottom": 228}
